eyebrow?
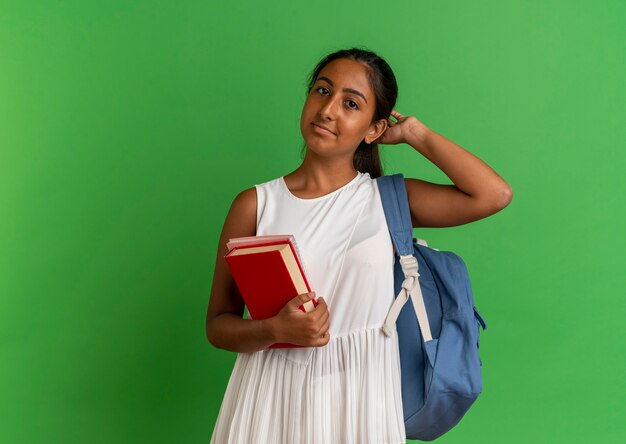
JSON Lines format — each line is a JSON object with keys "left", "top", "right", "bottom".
{"left": 317, "top": 76, "right": 368, "bottom": 104}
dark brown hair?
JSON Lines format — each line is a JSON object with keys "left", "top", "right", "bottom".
{"left": 301, "top": 47, "right": 398, "bottom": 178}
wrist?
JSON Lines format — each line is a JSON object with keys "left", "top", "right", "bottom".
{"left": 407, "top": 126, "right": 434, "bottom": 150}
{"left": 259, "top": 318, "right": 277, "bottom": 345}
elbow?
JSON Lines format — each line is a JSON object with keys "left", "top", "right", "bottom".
{"left": 205, "top": 318, "right": 220, "bottom": 349}
{"left": 207, "top": 329, "right": 224, "bottom": 350}
{"left": 480, "top": 182, "right": 513, "bottom": 217}
{"left": 205, "top": 323, "right": 213, "bottom": 346}
{"left": 206, "top": 315, "right": 232, "bottom": 351}
{"left": 495, "top": 182, "right": 513, "bottom": 210}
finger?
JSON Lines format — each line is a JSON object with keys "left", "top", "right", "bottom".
{"left": 323, "top": 331, "right": 331, "bottom": 344}
{"left": 320, "top": 317, "right": 330, "bottom": 335}
{"left": 310, "top": 309, "right": 329, "bottom": 332}
{"left": 391, "top": 109, "right": 404, "bottom": 120}
{"left": 294, "top": 293, "right": 312, "bottom": 305}
{"left": 317, "top": 309, "right": 329, "bottom": 326}
{"left": 310, "top": 305, "right": 328, "bottom": 325}
{"left": 317, "top": 330, "right": 330, "bottom": 346}
{"left": 315, "top": 301, "right": 330, "bottom": 317}
{"left": 316, "top": 309, "right": 330, "bottom": 327}
{"left": 290, "top": 292, "right": 313, "bottom": 311}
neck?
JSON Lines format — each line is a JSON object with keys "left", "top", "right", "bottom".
{"left": 285, "top": 151, "right": 359, "bottom": 191}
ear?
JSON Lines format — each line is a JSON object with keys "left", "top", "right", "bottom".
{"left": 364, "top": 118, "right": 388, "bottom": 144}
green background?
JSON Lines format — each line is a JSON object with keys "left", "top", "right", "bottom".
{"left": 1, "top": 0, "right": 624, "bottom": 442}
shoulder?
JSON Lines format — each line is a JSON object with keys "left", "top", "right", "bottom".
{"left": 232, "top": 186, "right": 257, "bottom": 210}
{"left": 230, "top": 186, "right": 257, "bottom": 219}
{"left": 230, "top": 174, "right": 283, "bottom": 217}
{"left": 223, "top": 187, "right": 257, "bottom": 241}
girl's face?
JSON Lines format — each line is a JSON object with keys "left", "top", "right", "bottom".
{"left": 300, "top": 58, "right": 387, "bottom": 159}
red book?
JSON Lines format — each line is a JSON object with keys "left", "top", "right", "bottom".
{"left": 224, "top": 235, "right": 316, "bottom": 348}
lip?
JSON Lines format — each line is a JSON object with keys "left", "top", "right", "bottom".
{"left": 312, "top": 122, "right": 336, "bottom": 136}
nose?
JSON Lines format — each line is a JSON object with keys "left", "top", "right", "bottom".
{"left": 318, "top": 95, "right": 340, "bottom": 121}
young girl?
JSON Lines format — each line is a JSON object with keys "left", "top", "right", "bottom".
{"left": 206, "top": 47, "right": 512, "bottom": 444}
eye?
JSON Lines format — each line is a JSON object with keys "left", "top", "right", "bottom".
{"left": 316, "top": 86, "right": 330, "bottom": 95}
{"left": 345, "top": 100, "right": 359, "bottom": 110}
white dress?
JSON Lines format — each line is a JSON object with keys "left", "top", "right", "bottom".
{"left": 211, "top": 171, "right": 406, "bottom": 444}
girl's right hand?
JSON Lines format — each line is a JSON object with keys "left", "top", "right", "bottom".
{"left": 269, "top": 292, "right": 330, "bottom": 347}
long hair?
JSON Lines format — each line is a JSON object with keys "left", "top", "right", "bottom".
{"left": 300, "top": 47, "right": 398, "bottom": 178}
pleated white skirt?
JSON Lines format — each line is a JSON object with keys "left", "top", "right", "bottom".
{"left": 211, "top": 327, "right": 406, "bottom": 444}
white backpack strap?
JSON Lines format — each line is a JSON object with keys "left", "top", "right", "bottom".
{"left": 381, "top": 255, "right": 433, "bottom": 342}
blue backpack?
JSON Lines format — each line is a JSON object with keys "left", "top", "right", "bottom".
{"left": 376, "top": 174, "right": 487, "bottom": 441}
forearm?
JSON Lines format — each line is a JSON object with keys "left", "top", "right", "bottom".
{"left": 207, "top": 313, "right": 276, "bottom": 353}
{"left": 407, "top": 128, "right": 512, "bottom": 205}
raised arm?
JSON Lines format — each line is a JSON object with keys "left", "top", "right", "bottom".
{"left": 206, "top": 187, "right": 330, "bottom": 352}
{"left": 378, "top": 110, "right": 513, "bottom": 228}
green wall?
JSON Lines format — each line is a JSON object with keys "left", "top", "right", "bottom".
{"left": 1, "top": 1, "right": 624, "bottom": 442}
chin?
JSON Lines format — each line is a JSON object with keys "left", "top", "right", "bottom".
{"left": 304, "top": 139, "right": 357, "bottom": 160}
{"left": 302, "top": 139, "right": 327, "bottom": 154}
